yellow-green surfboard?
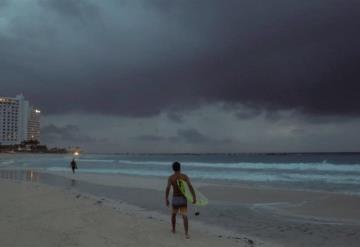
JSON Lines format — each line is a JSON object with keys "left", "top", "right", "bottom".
{"left": 177, "top": 179, "right": 208, "bottom": 206}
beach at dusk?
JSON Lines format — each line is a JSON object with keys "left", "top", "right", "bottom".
{"left": 2, "top": 0, "right": 360, "bottom": 246}
{"left": 1, "top": 154, "right": 360, "bottom": 246}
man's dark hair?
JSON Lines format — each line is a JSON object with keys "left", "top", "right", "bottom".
{"left": 172, "top": 161, "right": 181, "bottom": 171}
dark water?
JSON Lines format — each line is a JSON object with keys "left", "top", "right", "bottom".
{"left": 1, "top": 153, "right": 360, "bottom": 194}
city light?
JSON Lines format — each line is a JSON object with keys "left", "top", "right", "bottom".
{"left": 35, "top": 109, "right": 41, "bottom": 113}
{"left": 74, "top": 151, "right": 80, "bottom": 156}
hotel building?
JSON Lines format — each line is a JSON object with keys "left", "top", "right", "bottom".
{"left": 0, "top": 94, "right": 41, "bottom": 145}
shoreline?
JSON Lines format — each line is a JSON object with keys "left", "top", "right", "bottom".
{"left": 1, "top": 168, "right": 360, "bottom": 246}
{"left": 2, "top": 151, "right": 360, "bottom": 157}
{"left": 53, "top": 171, "right": 360, "bottom": 224}
{"left": 0, "top": 177, "right": 265, "bottom": 247}
{"left": 6, "top": 166, "right": 360, "bottom": 200}
{"left": 3, "top": 168, "right": 360, "bottom": 222}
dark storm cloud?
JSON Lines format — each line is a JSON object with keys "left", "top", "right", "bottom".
{"left": 166, "top": 112, "right": 184, "bottom": 123}
{"left": 1, "top": 0, "right": 360, "bottom": 117}
{"left": 223, "top": 104, "right": 263, "bottom": 120}
{"left": 135, "top": 128, "right": 230, "bottom": 145}
{"left": 173, "top": 128, "right": 232, "bottom": 145}
{"left": 38, "top": 0, "right": 100, "bottom": 18}
{"left": 41, "top": 124, "right": 100, "bottom": 143}
{"left": 135, "top": 134, "right": 166, "bottom": 142}
{"left": 0, "top": 0, "right": 8, "bottom": 8}
{"left": 175, "top": 129, "right": 211, "bottom": 144}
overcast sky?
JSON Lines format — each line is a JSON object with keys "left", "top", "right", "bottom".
{"left": 1, "top": 0, "right": 360, "bottom": 153}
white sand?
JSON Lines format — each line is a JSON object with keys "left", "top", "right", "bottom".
{"left": 0, "top": 179, "right": 270, "bottom": 247}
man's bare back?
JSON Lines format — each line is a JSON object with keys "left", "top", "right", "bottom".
{"left": 168, "top": 173, "right": 190, "bottom": 197}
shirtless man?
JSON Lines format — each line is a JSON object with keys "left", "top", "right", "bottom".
{"left": 70, "top": 158, "right": 77, "bottom": 174}
{"left": 165, "top": 161, "right": 196, "bottom": 239}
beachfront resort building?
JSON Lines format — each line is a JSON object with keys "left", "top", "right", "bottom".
{"left": 0, "top": 94, "right": 41, "bottom": 145}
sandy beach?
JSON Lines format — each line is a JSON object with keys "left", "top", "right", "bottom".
{"left": 1, "top": 169, "right": 360, "bottom": 247}
{"left": 1, "top": 0, "right": 359, "bottom": 245}
{"left": 0, "top": 178, "right": 268, "bottom": 247}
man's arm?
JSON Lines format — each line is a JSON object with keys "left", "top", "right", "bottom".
{"left": 165, "top": 177, "right": 171, "bottom": 207}
{"left": 185, "top": 176, "right": 196, "bottom": 204}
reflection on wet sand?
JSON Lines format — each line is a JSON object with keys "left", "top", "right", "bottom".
{"left": 0, "top": 169, "right": 41, "bottom": 182}
{"left": 0, "top": 169, "right": 79, "bottom": 190}
{"left": 71, "top": 179, "right": 77, "bottom": 187}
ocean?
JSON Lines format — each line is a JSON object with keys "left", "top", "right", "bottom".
{"left": 1, "top": 153, "right": 360, "bottom": 195}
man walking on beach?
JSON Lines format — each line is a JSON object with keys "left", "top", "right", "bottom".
{"left": 70, "top": 158, "right": 77, "bottom": 174}
{"left": 165, "top": 161, "right": 196, "bottom": 239}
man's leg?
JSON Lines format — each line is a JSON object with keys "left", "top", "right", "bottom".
{"left": 180, "top": 207, "right": 189, "bottom": 238}
{"left": 171, "top": 208, "right": 177, "bottom": 233}
{"left": 182, "top": 215, "right": 189, "bottom": 238}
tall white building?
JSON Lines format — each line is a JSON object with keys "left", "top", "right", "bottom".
{"left": 27, "top": 107, "right": 41, "bottom": 141}
{"left": 0, "top": 94, "right": 41, "bottom": 145}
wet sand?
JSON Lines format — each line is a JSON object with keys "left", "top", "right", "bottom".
{"left": 50, "top": 171, "right": 360, "bottom": 222}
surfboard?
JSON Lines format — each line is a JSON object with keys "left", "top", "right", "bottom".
{"left": 177, "top": 179, "right": 208, "bottom": 206}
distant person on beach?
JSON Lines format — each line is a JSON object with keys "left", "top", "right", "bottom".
{"left": 165, "top": 161, "right": 196, "bottom": 239}
{"left": 70, "top": 158, "right": 78, "bottom": 174}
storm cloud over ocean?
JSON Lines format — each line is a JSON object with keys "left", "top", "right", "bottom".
{"left": 1, "top": 0, "right": 360, "bottom": 152}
